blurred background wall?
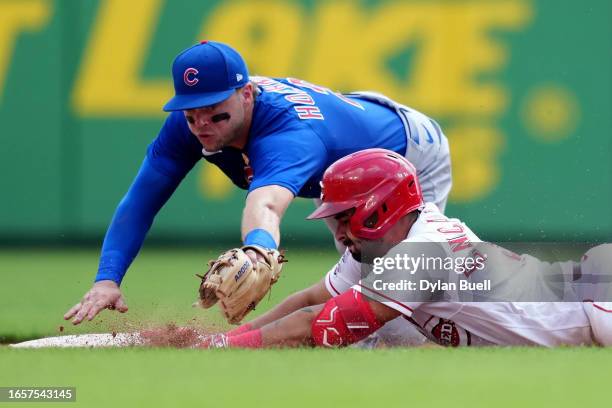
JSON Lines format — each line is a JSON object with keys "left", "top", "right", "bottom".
{"left": 0, "top": 0, "right": 610, "bottom": 245}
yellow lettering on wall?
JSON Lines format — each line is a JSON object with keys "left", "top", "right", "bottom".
{"left": 307, "top": 1, "right": 531, "bottom": 116}
{"left": 0, "top": 0, "right": 50, "bottom": 104}
{"left": 199, "top": 163, "right": 233, "bottom": 200}
{"left": 306, "top": 0, "right": 532, "bottom": 202}
{"left": 72, "top": 0, "right": 170, "bottom": 116}
{"left": 447, "top": 125, "right": 504, "bottom": 202}
{"left": 197, "top": 1, "right": 303, "bottom": 199}
{"left": 407, "top": 1, "right": 532, "bottom": 116}
{"left": 521, "top": 84, "right": 579, "bottom": 142}
{"left": 200, "top": 1, "right": 302, "bottom": 77}
{"left": 306, "top": 1, "right": 419, "bottom": 92}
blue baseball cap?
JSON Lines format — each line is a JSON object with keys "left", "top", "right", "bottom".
{"left": 163, "top": 40, "right": 249, "bottom": 112}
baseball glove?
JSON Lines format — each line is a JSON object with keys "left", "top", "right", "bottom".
{"left": 196, "top": 245, "right": 286, "bottom": 324}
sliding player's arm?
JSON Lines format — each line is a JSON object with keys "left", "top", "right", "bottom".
{"left": 229, "top": 278, "right": 331, "bottom": 335}
{"left": 247, "top": 289, "right": 400, "bottom": 348}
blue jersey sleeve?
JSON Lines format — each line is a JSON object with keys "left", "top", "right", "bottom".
{"left": 247, "top": 128, "right": 328, "bottom": 195}
{"left": 146, "top": 111, "right": 202, "bottom": 179}
{"left": 96, "top": 112, "right": 201, "bottom": 284}
{"left": 95, "top": 156, "right": 186, "bottom": 284}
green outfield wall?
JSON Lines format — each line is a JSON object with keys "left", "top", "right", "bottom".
{"left": 0, "top": 0, "right": 610, "bottom": 243}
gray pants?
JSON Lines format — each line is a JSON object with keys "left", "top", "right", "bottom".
{"left": 314, "top": 92, "right": 452, "bottom": 253}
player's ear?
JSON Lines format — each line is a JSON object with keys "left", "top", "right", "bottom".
{"left": 240, "top": 83, "right": 254, "bottom": 105}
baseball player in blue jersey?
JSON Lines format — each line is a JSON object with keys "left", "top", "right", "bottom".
{"left": 64, "top": 40, "right": 452, "bottom": 325}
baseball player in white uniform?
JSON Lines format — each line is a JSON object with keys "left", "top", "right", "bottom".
{"left": 196, "top": 149, "right": 612, "bottom": 349}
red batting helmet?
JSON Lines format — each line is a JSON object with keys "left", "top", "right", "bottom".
{"left": 307, "top": 148, "right": 424, "bottom": 240}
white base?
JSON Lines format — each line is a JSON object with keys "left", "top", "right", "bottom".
{"left": 10, "top": 333, "right": 144, "bottom": 348}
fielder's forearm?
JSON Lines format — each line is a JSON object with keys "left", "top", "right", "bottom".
{"left": 241, "top": 185, "right": 294, "bottom": 247}
{"left": 97, "top": 157, "right": 182, "bottom": 284}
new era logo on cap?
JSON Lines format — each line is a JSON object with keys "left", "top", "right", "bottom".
{"left": 163, "top": 41, "right": 249, "bottom": 112}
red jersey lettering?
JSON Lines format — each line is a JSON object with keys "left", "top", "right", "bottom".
{"left": 294, "top": 106, "right": 324, "bottom": 120}
{"left": 437, "top": 223, "right": 465, "bottom": 234}
{"left": 285, "top": 93, "right": 315, "bottom": 105}
{"left": 287, "top": 77, "right": 329, "bottom": 94}
{"left": 448, "top": 235, "right": 473, "bottom": 253}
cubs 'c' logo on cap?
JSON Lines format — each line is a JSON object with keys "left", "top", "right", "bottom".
{"left": 183, "top": 67, "right": 199, "bottom": 86}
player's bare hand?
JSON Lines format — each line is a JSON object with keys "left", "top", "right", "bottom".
{"left": 63, "top": 280, "right": 128, "bottom": 325}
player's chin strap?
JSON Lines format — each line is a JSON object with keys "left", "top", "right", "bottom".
{"left": 311, "top": 289, "right": 383, "bottom": 348}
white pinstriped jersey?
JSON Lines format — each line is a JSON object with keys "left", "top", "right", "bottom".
{"left": 324, "top": 203, "right": 593, "bottom": 347}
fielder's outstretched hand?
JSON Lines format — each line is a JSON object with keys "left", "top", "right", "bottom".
{"left": 63, "top": 280, "right": 128, "bottom": 325}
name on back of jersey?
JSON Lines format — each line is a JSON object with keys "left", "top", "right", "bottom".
{"left": 251, "top": 76, "right": 364, "bottom": 120}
